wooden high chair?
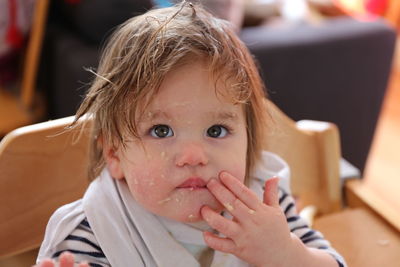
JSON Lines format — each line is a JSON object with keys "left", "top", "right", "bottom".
{"left": 0, "top": 0, "right": 49, "bottom": 136}
{"left": 0, "top": 99, "right": 399, "bottom": 267}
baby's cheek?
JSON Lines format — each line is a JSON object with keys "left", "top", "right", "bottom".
{"left": 126, "top": 165, "right": 169, "bottom": 196}
{"left": 226, "top": 160, "right": 247, "bottom": 184}
{"left": 231, "top": 169, "right": 246, "bottom": 184}
{"left": 125, "top": 174, "right": 148, "bottom": 200}
{"left": 125, "top": 171, "right": 152, "bottom": 194}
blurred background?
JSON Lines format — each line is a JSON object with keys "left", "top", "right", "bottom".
{"left": 0, "top": 0, "right": 399, "bottom": 265}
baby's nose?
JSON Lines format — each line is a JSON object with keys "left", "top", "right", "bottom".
{"left": 175, "top": 143, "right": 209, "bottom": 167}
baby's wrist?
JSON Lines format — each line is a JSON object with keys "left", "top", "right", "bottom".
{"left": 285, "top": 233, "right": 338, "bottom": 267}
{"left": 256, "top": 233, "right": 305, "bottom": 267}
{"left": 282, "top": 233, "right": 311, "bottom": 267}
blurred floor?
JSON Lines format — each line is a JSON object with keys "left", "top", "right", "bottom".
{"left": 363, "top": 39, "right": 400, "bottom": 212}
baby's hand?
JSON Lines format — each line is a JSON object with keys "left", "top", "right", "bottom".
{"left": 34, "top": 252, "right": 89, "bottom": 267}
{"left": 201, "top": 172, "right": 296, "bottom": 267}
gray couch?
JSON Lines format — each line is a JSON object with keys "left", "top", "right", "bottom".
{"left": 39, "top": 0, "right": 396, "bottom": 173}
{"left": 240, "top": 18, "right": 396, "bottom": 173}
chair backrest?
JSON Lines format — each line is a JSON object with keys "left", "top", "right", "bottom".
{"left": 263, "top": 100, "right": 342, "bottom": 214}
{"left": 0, "top": 0, "right": 49, "bottom": 135}
{"left": 0, "top": 99, "right": 342, "bottom": 258}
{"left": 0, "top": 117, "right": 91, "bottom": 258}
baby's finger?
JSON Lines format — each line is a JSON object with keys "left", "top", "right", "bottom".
{"left": 203, "top": 231, "right": 236, "bottom": 254}
{"left": 59, "top": 251, "right": 75, "bottom": 267}
{"left": 206, "top": 179, "right": 253, "bottom": 222}
{"left": 201, "top": 205, "right": 240, "bottom": 238}
{"left": 219, "top": 171, "right": 261, "bottom": 210}
{"left": 34, "top": 259, "right": 55, "bottom": 267}
{"left": 263, "top": 177, "right": 280, "bottom": 208}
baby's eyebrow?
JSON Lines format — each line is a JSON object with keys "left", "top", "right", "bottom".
{"left": 140, "top": 110, "right": 239, "bottom": 122}
{"left": 141, "top": 110, "right": 172, "bottom": 122}
{"left": 210, "top": 111, "right": 239, "bottom": 121}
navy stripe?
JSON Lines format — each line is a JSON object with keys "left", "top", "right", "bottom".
{"left": 89, "top": 263, "right": 103, "bottom": 267}
{"left": 279, "top": 193, "right": 288, "bottom": 205}
{"left": 318, "top": 246, "right": 329, "bottom": 249}
{"left": 81, "top": 219, "right": 91, "bottom": 228}
{"left": 302, "top": 236, "right": 323, "bottom": 244}
{"left": 300, "top": 230, "right": 316, "bottom": 240}
{"left": 290, "top": 225, "right": 308, "bottom": 232}
{"left": 286, "top": 216, "right": 300, "bottom": 223}
{"left": 66, "top": 235, "right": 103, "bottom": 252}
{"left": 337, "top": 260, "right": 344, "bottom": 267}
{"left": 284, "top": 203, "right": 295, "bottom": 215}
{"left": 52, "top": 249, "right": 105, "bottom": 259}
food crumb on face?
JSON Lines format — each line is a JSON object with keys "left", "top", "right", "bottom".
{"left": 188, "top": 214, "right": 195, "bottom": 219}
{"left": 157, "top": 197, "right": 171, "bottom": 204}
{"left": 160, "top": 151, "right": 166, "bottom": 158}
{"left": 377, "top": 239, "right": 390, "bottom": 246}
{"left": 248, "top": 209, "right": 255, "bottom": 214}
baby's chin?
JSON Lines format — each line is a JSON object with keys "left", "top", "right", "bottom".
{"left": 168, "top": 200, "right": 225, "bottom": 223}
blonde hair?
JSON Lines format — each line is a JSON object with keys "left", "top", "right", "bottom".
{"left": 72, "top": 2, "right": 268, "bottom": 180}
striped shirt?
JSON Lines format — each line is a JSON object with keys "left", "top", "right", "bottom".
{"left": 51, "top": 188, "right": 346, "bottom": 267}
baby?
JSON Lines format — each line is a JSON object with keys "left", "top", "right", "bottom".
{"left": 36, "top": 2, "right": 346, "bottom": 267}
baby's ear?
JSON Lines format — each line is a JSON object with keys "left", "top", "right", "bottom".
{"left": 103, "top": 143, "right": 125, "bottom": 180}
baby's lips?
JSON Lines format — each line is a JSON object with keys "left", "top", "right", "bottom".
{"left": 177, "top": 177, "right": 207, "bottom": 188}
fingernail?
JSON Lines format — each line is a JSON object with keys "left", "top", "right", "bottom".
{"left": 207, "top": 178, "right": 217, "bottom": 186}
{"left": 63, "top": 251, "right": 74, "bottom": 261}
{"left": 203, "top": 231, "right": 211, "bottom": 241}
{"left": 220, "top": 171, "right": 230, "bottom": 180}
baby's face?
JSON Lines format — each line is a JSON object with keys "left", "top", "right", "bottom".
{"left": 107, "top": 61, "right": 248, "bottom": 222}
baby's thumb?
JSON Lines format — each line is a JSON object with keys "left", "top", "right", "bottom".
{"left": 263, "top": 176, "right": 280, "bottom": 208}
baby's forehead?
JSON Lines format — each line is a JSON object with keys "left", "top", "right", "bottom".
{"left": 141, "top": 108, "right": 241, "bottom": 122}
{"left": 129, "top": 59, "right": 249, "bottom": 124}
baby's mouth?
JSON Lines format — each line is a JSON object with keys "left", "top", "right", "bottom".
{"left": 177, "top": 177, "right": 207, "bottom": 190}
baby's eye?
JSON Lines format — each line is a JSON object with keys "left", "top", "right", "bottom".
{"left": 207, "top": 125, "right": 228, "bottom": 138}
{"left": 150, "top": 125, "right": 174, "bottom": 138}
